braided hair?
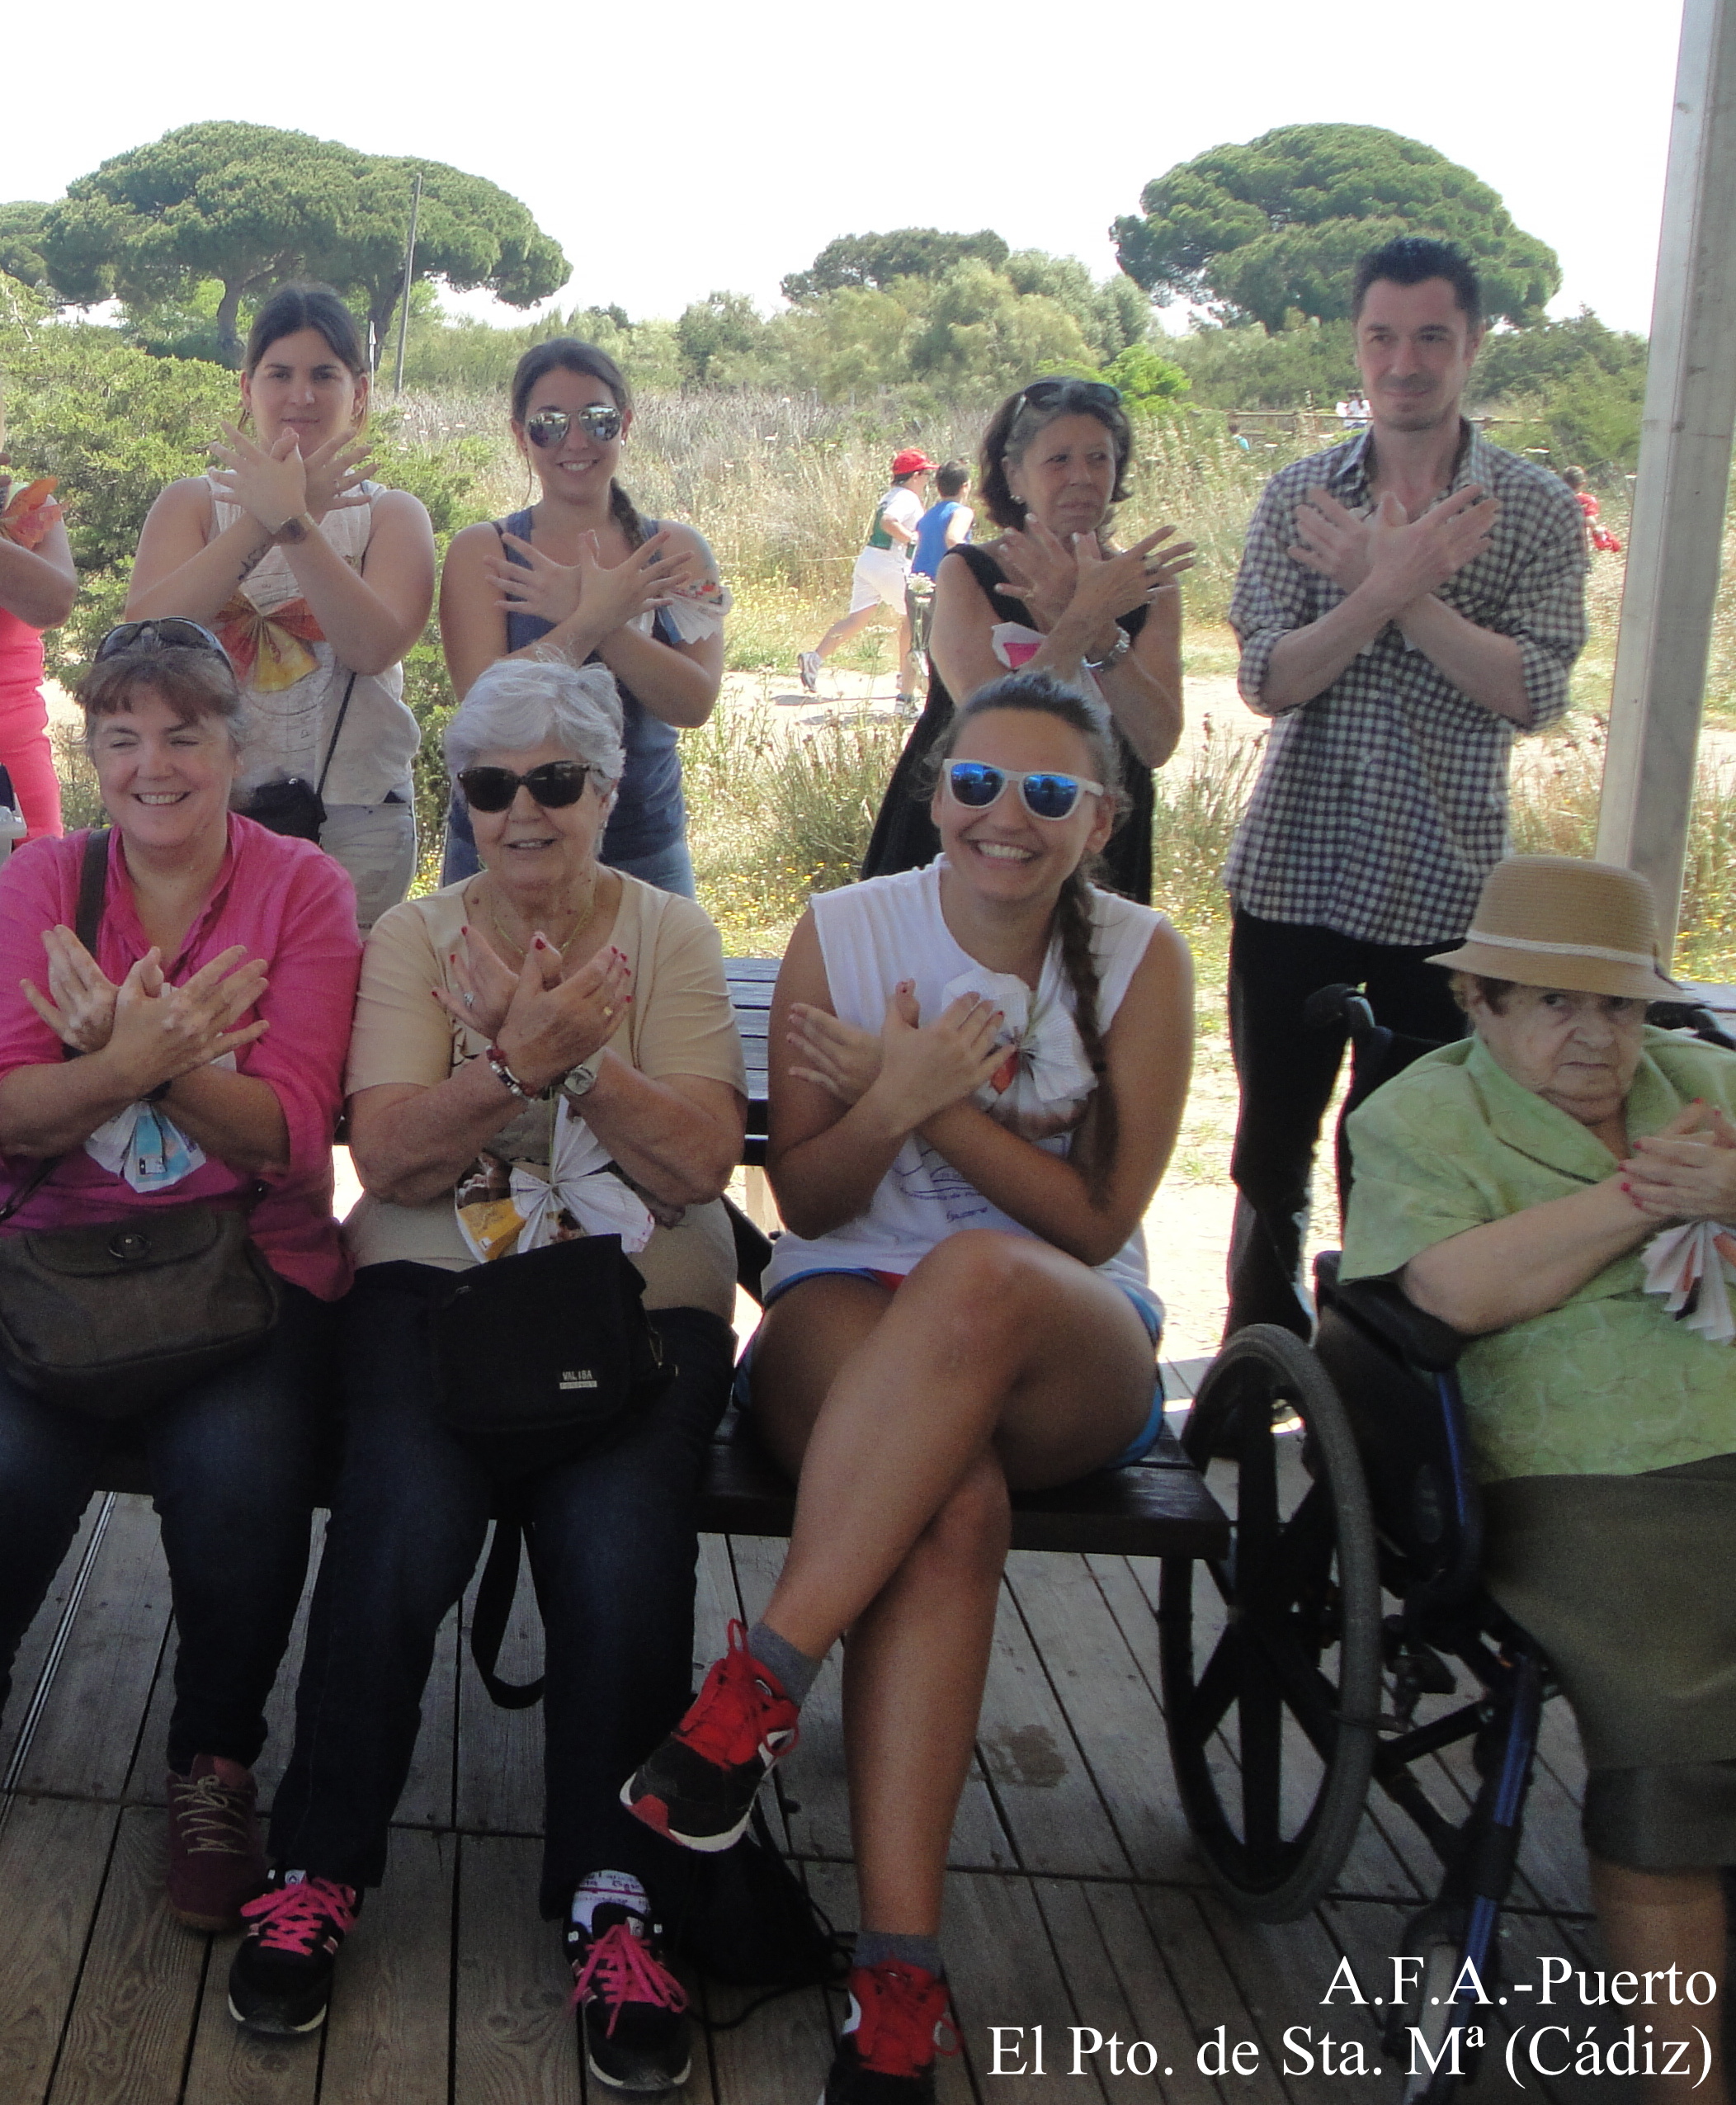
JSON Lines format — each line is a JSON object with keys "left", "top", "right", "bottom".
{"left": 930, "top": 671, "right": 1127, "bottom": 1201}
{"left": 509, "top": 338, "right": 647, "bottom": 549}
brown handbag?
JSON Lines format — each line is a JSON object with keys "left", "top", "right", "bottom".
{"left": 0, "top": 829, "right": 282, "bottom": 1418}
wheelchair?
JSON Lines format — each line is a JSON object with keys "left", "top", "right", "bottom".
{"left": 1159, "top": 988, "right": 1736, "bottom": 2103}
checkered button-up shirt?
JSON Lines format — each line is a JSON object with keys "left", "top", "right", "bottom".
{"left": 1224, "top": 424, "right": 1587, "bottom": 946}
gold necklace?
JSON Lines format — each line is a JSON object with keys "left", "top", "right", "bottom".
{"left": 474, "top": 875, "right": 597, "bottom": 965}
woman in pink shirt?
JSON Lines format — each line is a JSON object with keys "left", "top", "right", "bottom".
{"left": 0, "top": 621, "right": 361, "bottom": 1933}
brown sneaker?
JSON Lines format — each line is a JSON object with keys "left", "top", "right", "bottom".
{"left": 166, "top": 1754, "right": 268, "bottom": 1931}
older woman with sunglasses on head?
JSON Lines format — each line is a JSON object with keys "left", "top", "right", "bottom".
{"left": 437, "top": 337, "right": 729, "bottom": 896}
{"left": 863, "top": 379, "right": 1195, "bottom": 904}
{"left": 624, "top": 671, "right": 1193, "bottom": 2103}
{"left": 226, "top": 657, "right": 745, "bottom": 2093}
{"left": 0, "top": 621, "right": 361, "bottom": 1933}
{"left": 126, "top": 284, "right": 436, "bottom": 928}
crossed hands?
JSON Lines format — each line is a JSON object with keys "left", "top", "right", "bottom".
{"left": 993, "top": 519, "right": 1196, "bottom": 636}
{"left": 210, "top": 425, "right": 373, "bottom": 533}
{"left": 436, "top": 927, "right": 632, "bottom": 1098}
{"left": 23, "top": 931, "right": 268, "bottom": 1094}
{"left": 486, "top": 526, "right": 702, "bottom": 635}
{"left": 1622, "top": 1101, "right": 1736, "bottom": 1225}
{"left": 788, "top": 981, "right": 1007, "bottom": 1130}
{"left": 1288, "top": 486, "right": 1498, "bottom": 609}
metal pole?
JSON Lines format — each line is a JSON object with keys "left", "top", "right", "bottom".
{"left": 1595, "top": 0, "right": 1736, "bottom": 950}
{"left": 392, "top": 170, "right": 423, "bottom": 396}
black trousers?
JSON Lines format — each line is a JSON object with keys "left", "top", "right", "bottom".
{"left": 1225, "top": 908, "right": 1467, "bottom": 1338}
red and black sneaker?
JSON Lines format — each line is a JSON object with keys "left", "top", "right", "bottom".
{"left": 227, "top": 1870, "right": 359, "bottom": 2036}
{"left": 620, "top": 1620, "right": 800, "bottom": 1852}
{"left": 822, "top": 1959, "right": 957, "bottom": 2103}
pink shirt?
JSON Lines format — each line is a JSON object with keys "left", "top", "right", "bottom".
{"left": 0, "top": 816, "right": 362, "bottom": 1299}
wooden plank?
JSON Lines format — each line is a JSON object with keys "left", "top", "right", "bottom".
{"left": 1193, "top": 1892, "right": 1361, "bottom": 2105}
{"left": 16, "top": 1496, "right": 170, "bottom": 1801}
{"left": 1130, "top": 1886, "right": 1295, "bottom": 2105}
{"left": 1007, "top": 1550, "right": 1206, "bottom": 1886}
{"left": 941, "top": 1870, "right": 1106, "bottom": 2103}
{"left": 456, "top": 1534, "right": 545, "bottom": 1838}
{"left": 46, "top": 1804, "right": 204, "bottom": 2105}
{"left": 0, "top": 1503, "right": 101, "bottom": 1782}
{"left": 1034, "top": 1877, "right": 1222, "bottom": 2102}
{"left": 701, "top": 1858, "right": 838, "bottom": 2105}
{"left": 0, "top": 1796, "right": 119, "bottom": 2105}
{"left": 317, "top": 1826, "right": 454, "bottom": 2104}
{"left": 451, "top": 1833, "right": 579, "bottom": 2105}
{"left": 181, "top": 1942, "right": 322, "bottom": 2105}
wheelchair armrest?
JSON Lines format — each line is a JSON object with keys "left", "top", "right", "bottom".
{"left": 1314, "top": 1252, "right": 1469, "bottom": 1373}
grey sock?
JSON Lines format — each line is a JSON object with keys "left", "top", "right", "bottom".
{"left": 854, "top": 1928, "right": 945, "bottom": 1979}
{"left": 745, "top": 1621, "right": 821, "bottom": 1704}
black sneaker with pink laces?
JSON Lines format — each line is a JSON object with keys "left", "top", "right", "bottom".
{"left": 565, "top": 1871, "right": 690, "bottom": 2093}
{"left": 227, "top": 1869, "right": 359, "bottom": 2035}
{"left": 823, "top": 1959, "right": 957, "bottom": 2103}
{"left": 621, "top": 1620, "right": 800, "bottom": 1852}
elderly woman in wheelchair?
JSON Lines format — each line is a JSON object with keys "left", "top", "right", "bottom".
{"left": 1338, "top": 854, "right": 1736, "bottom": 2101}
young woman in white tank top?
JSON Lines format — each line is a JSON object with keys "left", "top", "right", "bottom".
{"left": 622, "top": 672, "right": 1193, "bottom": 2102}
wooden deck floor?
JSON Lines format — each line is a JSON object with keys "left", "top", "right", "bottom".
{"left": 0, "top": 1357, "right": 1616, "bottom": 2105}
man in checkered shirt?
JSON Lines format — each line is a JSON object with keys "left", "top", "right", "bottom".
{"left": 1223, "top": 235, "right": 1587, "bottom": 1337}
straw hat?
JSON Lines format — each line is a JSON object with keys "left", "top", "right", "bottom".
{"left": 1428, "top": 856, "right": 1678, "bottom": 1000}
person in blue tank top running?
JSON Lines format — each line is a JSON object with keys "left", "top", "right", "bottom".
{"left": 438, "top": 339, "right": 730, "bottom": 895}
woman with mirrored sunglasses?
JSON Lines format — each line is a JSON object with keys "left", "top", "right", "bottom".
{"left": 622, "top": 673, "right": 1193, "bottom": 2100}
{"left": 437, "top": 338, "right": 729, "bottom": 898}
{"left": 862, "top": 377, "right": 1196, "bottom": 904}
{"left": 125, "top": 284, "right": 436, "bottom": 930}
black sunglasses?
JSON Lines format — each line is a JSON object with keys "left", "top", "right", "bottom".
{"left": 94, "top": 619, "right": 227, "bottom": 663}
{"left": 458, "top": 761, "right": 592, "bottom": 813}
{"left": 523, "top": 404, "right": 623, "bottom": 450}
{"left": 1017, "top": 379, "right": 1121, "bottom": 414}
{"left": 945, "top": 761, "right": 1104, "bottom": 822}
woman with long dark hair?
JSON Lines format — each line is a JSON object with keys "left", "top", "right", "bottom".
{"left": 862, "top": 379, "right": 1192, "bottom": 902}
{"left": 625, "top": 673, "right": 1193, "bottom": 2103}
{"left": 437, "top": 338, "right": 728, "bottom": 894}
{"left": 128, "top": 284, "right": 436, "bottom": 928}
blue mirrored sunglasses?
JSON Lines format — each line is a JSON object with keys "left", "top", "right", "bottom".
{"left": 944, "top": 761, "right": 1104, "bottom": 822}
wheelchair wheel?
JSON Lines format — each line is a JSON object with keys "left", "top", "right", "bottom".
{"left": 1159, "top": 1324, "right": 1380, "bottom": 1921}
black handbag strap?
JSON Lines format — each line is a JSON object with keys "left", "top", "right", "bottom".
{"left": 0, "top": 829, "right": 114, "bottom": 1229}
{"left": 314, "top": 672, "right": 360, "bottom": 800}
{"left": 470, "top": 1512, "right": 546, "bottom": 1708}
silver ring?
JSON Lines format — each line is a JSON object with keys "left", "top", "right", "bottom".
{"left": 463, "top": 991, "right": 475, "bottom": 1008}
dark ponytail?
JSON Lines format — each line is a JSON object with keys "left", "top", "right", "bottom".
{"left": 931, "top": 670, "right": 1128, "bottom": 1202}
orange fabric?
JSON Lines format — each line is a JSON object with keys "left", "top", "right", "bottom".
{"left": 213, "top": 592, "right": 325, "bottom": 690}
{"left": 0, "top": 478, "right": 60, "bottom": 551}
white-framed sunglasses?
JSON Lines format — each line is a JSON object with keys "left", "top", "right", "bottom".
{"left": 944, "top": 760, "right": 1104, "bottom": 822}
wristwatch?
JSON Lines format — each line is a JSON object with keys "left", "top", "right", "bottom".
{"left": 559, "top": 1050, "right": 606, "bottom": 1103}
{"left": 484, "top": 1043, "right": 549, "bottom": 1102}
{"left": 272, "top": 512, "right": 316, "bottom": 546}
{"left": 1082, "top": 624, "right": 1131, "bottom": 674}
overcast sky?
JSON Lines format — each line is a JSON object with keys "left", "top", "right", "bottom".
{"left": 4, "top": 0, "right": 1685, "bottom": 337}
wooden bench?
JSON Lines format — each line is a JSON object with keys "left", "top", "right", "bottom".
{"left": 85, "top": 961, "right": 1230, "bottom": 1564}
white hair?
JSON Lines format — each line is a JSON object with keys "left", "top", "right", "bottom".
{"left": 444, "top": 658, "right": 625, "bottom": 781}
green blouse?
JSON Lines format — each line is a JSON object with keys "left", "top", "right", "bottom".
{"left": 1340, "top": 1027, "right": 1736, "bottom": 1483}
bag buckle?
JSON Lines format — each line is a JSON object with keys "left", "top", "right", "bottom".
{"left": 107, "top": 1228, "right": 153, "bottom": 1263}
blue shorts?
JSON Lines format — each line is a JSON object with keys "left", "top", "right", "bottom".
{"left": 735, "top": 1267, "right": 1168, "bottom": 1472}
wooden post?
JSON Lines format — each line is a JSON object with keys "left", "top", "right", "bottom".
{"left": 1596, "top": 0, "right": 1736, "bottom": 950}
{"left": 392, "top": 170, "right": 423, "bottom": 396}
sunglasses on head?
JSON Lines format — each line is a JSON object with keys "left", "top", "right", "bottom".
{"left": 1017, "top": 379, "right": 1121, "bottom": 416}
{"left": 523, "top": 404, "right": 623, "bottom": 450}
{"left": 944, "top": 760, "right": 1104, "bottom": 823}
{"left": 94, "top": 619, "right": 227, "bottom": 663}
{"left": 458, "top": 761, "right": 593, "bottom": 813}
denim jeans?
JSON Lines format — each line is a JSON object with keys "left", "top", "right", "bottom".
{"left": 267, "top": 1267, "right": 733, "bottom": 1916}
{"left": 441, "top": 788, "right": 697, "bottom": 899}
{"left": 0, "top": 1282, "right": 334, "bottom": 1772}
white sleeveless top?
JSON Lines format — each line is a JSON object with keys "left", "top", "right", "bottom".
{"left": 208, "top": 478, "right": 421, "bottom": 805}
{"left": 762, "top": 860, "right": 1165, "bottom": 1319}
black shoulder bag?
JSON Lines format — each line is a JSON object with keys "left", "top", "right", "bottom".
{"left": 240, "top": 670, "right": 359, "bottom": 840}
{"left": 0, "top": 830, "right": 282, "bottom": 1417}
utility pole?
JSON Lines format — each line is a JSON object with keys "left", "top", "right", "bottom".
{"left": 1596, "top": 0, "right": 1736, "bottom": 950}
{"left": 392, "top": 169, "right": 424, "bottom": 396}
